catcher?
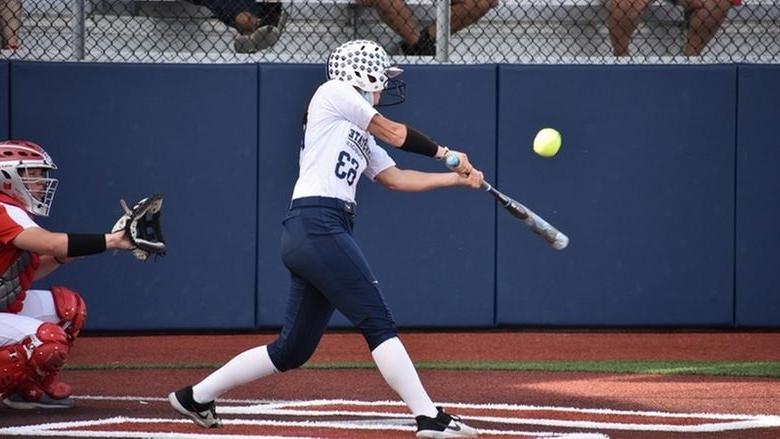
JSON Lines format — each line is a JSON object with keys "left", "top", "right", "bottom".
{"left": 0, "top": 139, "right": 165, "bottom": 409}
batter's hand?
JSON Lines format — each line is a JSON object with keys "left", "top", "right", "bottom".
{"left": 459, "top": 167, "right": 484, "bottom": 189}
{"left": 450, "top": 151, "right": 475, "bottom": 178}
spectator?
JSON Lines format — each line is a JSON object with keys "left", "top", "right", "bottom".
{"left": 357, "top": 0, "right": 497, "bottom": 56}
{"left": 607, "top": 0, "right": 736, "bottom": 56}
{"left": 186, "top": 0, "right": 288, "bottom": 53}
{"left": 0, "top": 140, "right": 135, "bottom": 409}
{"left": 0, "top": 0, "right": 21, "bottom": 51}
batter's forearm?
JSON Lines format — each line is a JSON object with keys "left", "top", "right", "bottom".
{"left": 385, "top": 169, "right": 461, "bottom": 192}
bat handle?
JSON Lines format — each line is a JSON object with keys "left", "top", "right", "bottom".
{"left": 446, "top": 154, "right": 490, "bottom": 191}
{"left": 444, "top": 153, "right": 461, "bottom": 169}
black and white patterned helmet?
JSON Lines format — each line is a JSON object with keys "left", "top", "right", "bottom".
{"left": 327, "top": 40, "right": 403, "bottom": 92}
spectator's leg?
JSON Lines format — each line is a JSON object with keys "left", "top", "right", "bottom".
{"left": 234, "top": 11, "right": 259, "bottom": 35}
{"left": 358, "top": 0, "right": 421, "bottom": 46}
{"left": 428, "top": 0, "right": 497, "bottom": 37}
{"left": 678, "top": 0, "right": 731, "bottom": 56}
{"left": 234, "top": 0, "right": 265, "bottom": 35}
{"left": 0, "top": 0, "right": 22, "bottom": 49}
{"left": 606, "top": 0, "right": 651, "bottom": 56}
{"left": 197, "top": 0, "right": 258, "bottom": 35}
{"left": 413, "top": 0, "right": 496, "bottom": 55}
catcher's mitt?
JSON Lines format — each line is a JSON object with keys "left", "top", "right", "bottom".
{"left": 112, "top": 194, "right": 166, "bottom": 261}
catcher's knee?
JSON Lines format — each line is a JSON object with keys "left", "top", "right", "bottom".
{"left": 28, "top": 322, "right": 70, "bottom": 375}
{"left": 50, "top": 286, "right": 87, "bottom": 343}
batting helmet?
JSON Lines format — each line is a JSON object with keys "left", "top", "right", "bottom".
{"left": 327, "top": 40, "right": 406, "bottom": 106}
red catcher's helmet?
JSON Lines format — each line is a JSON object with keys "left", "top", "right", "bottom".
{"left": 0, "top": 140, "right": 58, "bottom": 216}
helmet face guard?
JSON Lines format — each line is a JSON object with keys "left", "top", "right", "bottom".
{"left": 0, "top": 140, "right": 59, "bottom": 217}
{"left": 18, "top": 167, "right": 59, "bottom": 217}
{"left": 377, "top": 77, "right": 406, "bottom": 107}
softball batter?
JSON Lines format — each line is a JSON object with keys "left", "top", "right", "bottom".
{"left": 170, "top": 39, "right": 484, "bottom": 438}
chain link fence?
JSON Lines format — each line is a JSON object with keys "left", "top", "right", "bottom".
{"left": 0, "top": 0, "right": 778, "bottom": 63}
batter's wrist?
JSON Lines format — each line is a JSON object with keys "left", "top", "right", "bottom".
{"left": 435, "top": 146, "right": 450, "bottom": 160}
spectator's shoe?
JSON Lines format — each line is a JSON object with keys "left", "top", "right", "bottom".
{"left": 168, "top": 385, "right": 222, "bottom": 428}
{"left": 3, "top": 392, "right": 74, "bottom": 409}
{"left": 401, "top": 30, "right": 436, "bottom": 56}
{"left": 250, "top": 9, "right": 288, "bottom": 51}
{"left": 415, "top": 406, "right": 479, "bottom": 438}
{"left": 234, "top": 34, "right": 258, "bottom": 54}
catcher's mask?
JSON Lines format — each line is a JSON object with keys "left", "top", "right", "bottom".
{"left": 0, "top": 140, "right": 58, "bottom": 217}
{"left": 327, "top": 39, "right": 407, "bottom": 107}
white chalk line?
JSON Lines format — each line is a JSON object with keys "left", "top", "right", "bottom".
{"left": 3, "top": 396, "right": 779, "bottom": 437}
{"left": 0, "top": 416, "right": 605, "bottom": 438}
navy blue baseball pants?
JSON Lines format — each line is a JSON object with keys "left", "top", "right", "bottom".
{"left": 267, "top": 197, "right": 398, "bottom": 372}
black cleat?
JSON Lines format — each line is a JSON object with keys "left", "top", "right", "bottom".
{"left": 168, "top": 385, "right": 222, "bottom": 428}
{"left": 415, "top": 406, "right": 479, "bottom": 437}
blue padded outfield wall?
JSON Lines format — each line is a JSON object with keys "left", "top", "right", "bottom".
{"left": 735, "top": 65, "right": 780, "bottom": 327}
{"left": 9, "top": 62, "right": 259, "bottom": 330}
{"left": 496, "top": 66, "right": 736, "bottom": 326}
{"left": 3, "top": 61, "right": 778, "bottom": 330}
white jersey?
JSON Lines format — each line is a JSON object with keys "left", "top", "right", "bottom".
{"left": 291, "top": 80, "right": 396, "bottom": 205}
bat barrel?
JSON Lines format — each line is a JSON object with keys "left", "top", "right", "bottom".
{"left": 551, "top": 233, "right": 569, "bottom": 250}
{"left": 444, "top": 153, "right": 569, "bottom": 250}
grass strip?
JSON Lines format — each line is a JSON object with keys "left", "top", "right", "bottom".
{"left": 66, "top": 360, "right": 780, "bottom": 377}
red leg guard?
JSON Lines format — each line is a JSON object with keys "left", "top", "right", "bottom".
{"left": 50, "top": 286, "right": 87, "bottom": 343}
{"left": 0, "top": 344, "right": 28, "bottom": 396}
{"left": 28, "top": 322, "right": 69, "bottom": 375}
{"left": 19, "top": 373, "right": 72, "bottom": 401}
{"left": 0, "top": 323, "right": 70, "bottom": 399}
{"left": 13, "top": 322, "right": 72, "bottom": 400}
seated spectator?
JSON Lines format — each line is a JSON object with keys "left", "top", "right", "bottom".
{"left": 357, "top": 0, "right": 497, "bottom": 56}
{"left": 607, "top": 0, "right": 737, "bottom": 56}
{"left": 186, "top": 0, "right": 288, "bottom": 53}
{"left": 0, "top": 0, "right": 21, "bottom": 51}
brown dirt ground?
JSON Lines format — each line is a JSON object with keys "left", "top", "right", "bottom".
{"left": 1, "top": 331, "right": 778, "bottom": 438}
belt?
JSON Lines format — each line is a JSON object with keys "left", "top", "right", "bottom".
{"left": 290, "top": 196, "right": 356, "bottom": 216}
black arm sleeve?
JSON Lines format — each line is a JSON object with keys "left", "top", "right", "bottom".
{"left": 67, "top": 233, "right": 107, "bottom": 257}
{"left": 400, "top": 126, "right": 438, "bottom": 157}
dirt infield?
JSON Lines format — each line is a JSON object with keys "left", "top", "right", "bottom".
{"left": 1, "top": 331, "right": 779, "bottom": 438}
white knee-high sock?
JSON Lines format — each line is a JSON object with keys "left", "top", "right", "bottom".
{"left": 371, "top": 337, "right": 438, "bottom": 418}
{"left": 192, "top": 345, "right": 278, "bottom": 404}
